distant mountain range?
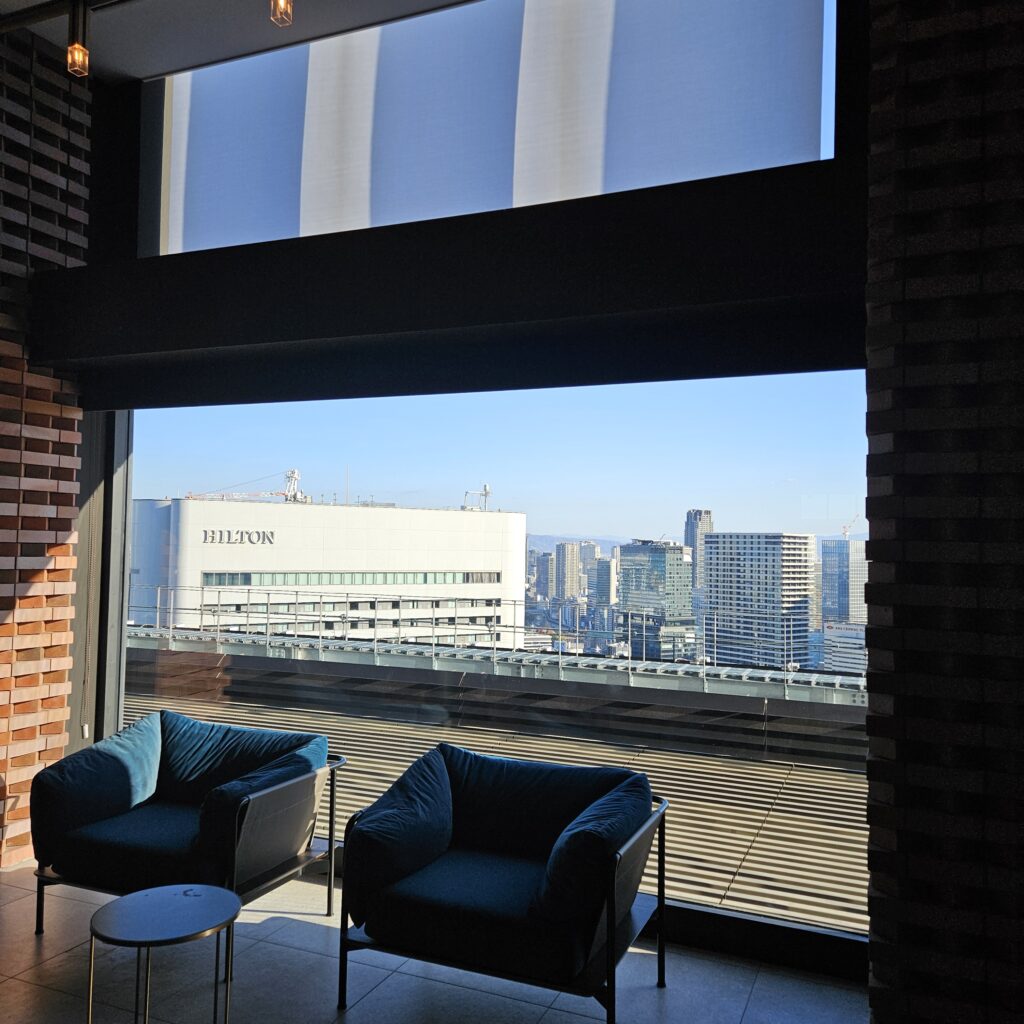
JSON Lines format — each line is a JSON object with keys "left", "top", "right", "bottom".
{"left": 527, "top": 534, "right": 649, "bottom": 554}
{"left": 527, "top": 532, "right": 869, "bottom": 556}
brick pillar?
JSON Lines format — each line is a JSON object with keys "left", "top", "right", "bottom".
{"left": 866, "top": 4, "right": 1023, "bottom": 1022}
{"left": 0, "top": 34, "right": 88, "bottom": 867}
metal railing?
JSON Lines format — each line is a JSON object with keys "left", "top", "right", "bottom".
{"left": 126, "top": 584, "right": 866, "bottom": 707}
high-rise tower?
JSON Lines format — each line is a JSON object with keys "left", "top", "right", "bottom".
{"left": 702, "top": 532, "right": 816, "bottom": 669}
{"left": 554, "top": 541, "right": 582, "bottom": 601}
{"left": 684, "top": 509, "right": 714, "bottom": 614}
{"left": 821, "top": 538, "right": 868, "bottom": 625}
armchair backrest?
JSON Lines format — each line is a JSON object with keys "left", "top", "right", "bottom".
{"left": 156, "top": 709, "right": 325, "bottom": 804}
{"left": 438, "top": 743, "right": 635, "bottom": 859}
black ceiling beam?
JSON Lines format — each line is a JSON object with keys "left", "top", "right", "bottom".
{"left": 60, "top": 292, "right": 866, "bottom": 411}
{"left": 31, "top": 150, "right": 867, "bottom": 411}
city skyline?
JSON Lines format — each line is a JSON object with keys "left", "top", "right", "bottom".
{"left": 133, "top": 371, "right": 866, "bottom": 538}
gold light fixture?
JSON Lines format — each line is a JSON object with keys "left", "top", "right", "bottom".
{"left": 270, "top": 0, "right": 293, "bottom": 27}
{"left": 67, "top": 0, "right": 88, "bottom": 77}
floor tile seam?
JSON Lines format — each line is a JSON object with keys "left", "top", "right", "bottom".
{"left": 538, "top": 1003, "right": 602, "bottom": 1022}
{"left": 0, "top": 892, "right": 36, "bottom": 913}
{"left": 255, "top": 930, "right": 349, "bottom": 961}
{"left": 0, "top": 878, "right": 37, "bottom": 894}
{"left": 332, "top": 952, "right": 395, "bottom": 1014}
{"left": 392, "top": 961, "right": 561, "bottom": 1008}
{"left": 40, "top": 888, "right": 117, "bottom": 910}
{"left": 3, "top": 968, "right": 172, "bottom": 1019}
{"left": 237, "top": 915, "right": 293, "bottom": 940}
{"left": 737, "top": 964, "right": 763, "bottom": 1023}
{"left": 145, "top": 939, "right": 306, "bottom": 1019}
{"left": 12, "top": 944, "right": 101, "bottom": 983}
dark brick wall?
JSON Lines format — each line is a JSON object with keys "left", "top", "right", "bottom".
{"left": 0, "top": 32, "right": 87, "bottom": 866}
{"left": 866, "top": 3, "right": 1023, "bottom": 1021}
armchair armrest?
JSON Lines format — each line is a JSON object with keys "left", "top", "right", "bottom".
{"left": 342, "top": 747, "right": 453, "bottom": 925}
{"left": 30, "top": 714, "right": 161, "bottom": 866}
{"left": 199, "top": 749, "right": 338, "bottom": 877}
{"left": 230, "top": 762, "right": 338, "bottom": 888}
{"left": 612, "top": 796, "right": 668, "bottom": 921}
{"left": 587, "top": 797, "right": 669, "bottom": 964}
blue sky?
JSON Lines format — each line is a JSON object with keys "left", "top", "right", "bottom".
{"left": 134, "top": 371, "right": 866, "bottom": 540}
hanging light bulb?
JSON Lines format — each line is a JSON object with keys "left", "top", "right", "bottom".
{"left": 270, "top": 0, "right": 293, "bottom": 27}
{"left": 67, "top": 0, "right": 89, "bottom": 77}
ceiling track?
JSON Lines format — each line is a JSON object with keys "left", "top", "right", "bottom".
{"left": 0, "top": 0, "right": 142, "bottom": 35}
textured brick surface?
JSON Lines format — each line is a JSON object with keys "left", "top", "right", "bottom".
{"left": 0, "top": 32, "right": 86, "bottom": 867}
{"left": 867, "top": 3, "right": 1024, "bottom": 1022}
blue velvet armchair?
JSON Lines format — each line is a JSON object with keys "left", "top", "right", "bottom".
{"left": 31, "top": 710, "right": 343, "bottom": 934}
{"left": 339, "top": 743, "right": 667, "bottom": 1024}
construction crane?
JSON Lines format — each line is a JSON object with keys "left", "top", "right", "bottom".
{"left": 841, "top": 512, "right": 861, "bottom": 539}
{"left": 187, "top": 468, "right": 312, "bottom": 503}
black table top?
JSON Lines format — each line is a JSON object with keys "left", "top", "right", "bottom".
{"left": 90, "top": 885, "right": 242, "bottom": 948}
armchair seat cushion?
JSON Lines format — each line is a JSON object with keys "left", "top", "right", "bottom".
{"left": 52, "top": 802, "right": 222, "bottom": 893}
{"left": 363, "top": 849, "right": 587, "bottom": 985}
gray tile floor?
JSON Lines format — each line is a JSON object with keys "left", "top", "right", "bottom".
{"left": 0, "top": 866, "right": 868, "bottom": 1024}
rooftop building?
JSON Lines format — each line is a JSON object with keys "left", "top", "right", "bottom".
{"left": 131, "top": 496, "right": 526, "bottom": 648}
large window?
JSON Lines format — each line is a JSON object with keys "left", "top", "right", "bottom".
{"left": 157, "top": 0, "right": 837, "bottom": 253}
{"left": 125, "top": 373, "right": 869, "bottom": 934}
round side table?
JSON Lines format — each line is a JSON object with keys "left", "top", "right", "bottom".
{"left": 87, "top": 884, "right": 242, "bottom": 1024}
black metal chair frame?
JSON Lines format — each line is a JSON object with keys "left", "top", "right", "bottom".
{"left": 338, "top": 795, "right": 668, "bottom": 1024}
{"left": 34, "top": 753, "right": 346, "bottom": 948}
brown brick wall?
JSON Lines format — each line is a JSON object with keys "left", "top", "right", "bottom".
{"left": 0, "top": 32, "right": 87, "bottom": 868}
{"left": 866, "top": 3, "right": 1023, "bottom": 1022}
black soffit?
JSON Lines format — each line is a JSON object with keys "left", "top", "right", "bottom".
{"left": 59, "top": 295, "right": 867, "bottom": 411}
{"left": 29, "top": 160, "right": 867, "bottom": 410}
{"left": 0, "top": 0, "right": 477, "bottom": 81}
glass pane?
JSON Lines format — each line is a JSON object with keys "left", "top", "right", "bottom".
{"left": 127, "top": 372, "right": 867, "bottom": 934}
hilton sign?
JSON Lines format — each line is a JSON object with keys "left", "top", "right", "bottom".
{"left": 202, "top": 529, "right": 275, "bottom": 545}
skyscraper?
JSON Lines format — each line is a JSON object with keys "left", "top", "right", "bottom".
{"left": 684, "top": 509, "right": 714, "bottom": 614}
{"left": 587, "top": 556, "right": 618, "bottom": 608}
{"left": 702, "top": 533, "right": 816, "bottom": 669}
{"left": 554, "top": 541, "right": 582, "bottom": 601}
{"left": 579, "top": 541, "right": 600, "bottom": 571}
{"left": 821, "top": 538, "right": 868, "bottom": 625}
{"left": 618, "top": 541, "right": 692, "bottom": 622}
{"left": 535, "top": 551, "right": 555, "bottom": 599}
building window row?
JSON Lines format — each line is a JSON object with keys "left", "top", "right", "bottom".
{"left": 200, "top": 570, "right": 502, "bottom": 588}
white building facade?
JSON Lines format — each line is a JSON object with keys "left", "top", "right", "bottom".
{"left": 823, "top": 622, "right": 868, "bottom": 675}
{"left": 130, "top": 498, "right": 526, "bottom": 648}
{"left": 702, "top": 533, "right": 816, "bottom": 669}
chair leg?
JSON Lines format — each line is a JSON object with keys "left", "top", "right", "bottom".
{"left": 35, "top": 873, "right": 45, "bottom": 935}
{"left": 326, "top": 764, "right": 337, "bottom": 917}
{"left": 606, "top": 863, "right": 617, "bottom": 1024}
{"left": 338, "top": 901, "right": 348, "bottom": 1009}
{"left": 657, "top": 809, "right": 667, "bottom": 988}
{"left": 657, "top": 918, "right": 666, "bottom": 989}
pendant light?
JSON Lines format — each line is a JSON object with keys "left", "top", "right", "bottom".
{"left": 271, "top": 0, "right": 293, "bottom": 27}
{"left": 67, "top": 0, "right": 89, "bottom": 77}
